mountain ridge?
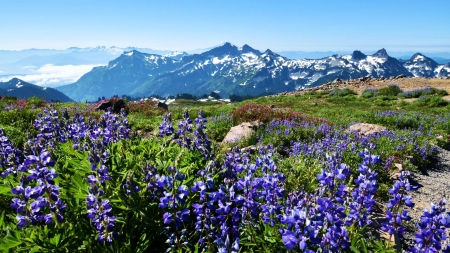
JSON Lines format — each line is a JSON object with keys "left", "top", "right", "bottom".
{"left": 50, "top": 43, "right": 450, "bottom": 101}
{"left": 0, "top": 78, "right": 73, "bottom": 102}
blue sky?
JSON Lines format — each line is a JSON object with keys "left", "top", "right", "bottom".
{"left": 1, "top": 0, "right": 449, "bottom": 52}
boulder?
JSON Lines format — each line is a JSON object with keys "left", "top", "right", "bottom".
{"left": 112, "top": 99, "right": 126, "bottom": 113}
{"left": 157, "top": 102, "right": 169, "bottom": 110}
{"left": 222, "top": 121, "right": 262, "bottom": 143}
{"left": 346, "top": 123, "right": 387, "bottom": 136}
{"left": 95, "top": 99, "right": 127, "bottom": 113}
{"left": 96, "top": 101, "right": 112, "bottom": 111}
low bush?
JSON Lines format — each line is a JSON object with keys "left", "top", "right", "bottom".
{"left": 361, "top": 88, "right": 380, "bottom": 98}
{"left": 127, "top": 99, "right": 165, "bottom": 117}
{"left": 413, "top": 95, "right": 449, "bottom": 107}
{"left": 378, "top": 84, "right": 403, "bottom": 97}
{"left": 232, "top": 103, "right": 331, "bottom": 125}
{"left": 329, "top": 88, "right": 357, "bottom": 97}
{"left": 398, "top": 87, "right": 448, "bottom": 98}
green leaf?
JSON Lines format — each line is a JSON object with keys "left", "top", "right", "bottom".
{"left": 49, "top": 233, "right": 61, "bottom": 247}
{"left": 194, "top": 242, "right": 199, "bottom": 253}
{"left": 0, "top": 235, "right": 22, "bottom": 250}
{"left": 263, "top": 236, "right": 276, "bottom": 243}
{"left": 0, "top": 211, "right": 5, "bottom": 229}
{"left": 71, "top": 174, "right": 87, "bottom": 191}
{"left": 350, "top": 245, "right": 361, "bottom": 253}
{"left": 0, "top": 185, "right": 11, "bottom": 195}
{"left": 72, "top": 192, "right": 88, "bottom": 199}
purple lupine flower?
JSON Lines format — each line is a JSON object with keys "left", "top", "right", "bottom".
{"left": 381, "top": 171, "right": 417, "bottom": 240}
{"left": 410, "top": 199, "right": 450, "bottom": 252}
{"left": 346, "top": 150, "right": 379, "bottom": 227}
{"left": 159, "top": 113, "right": 174, "bottom": 137}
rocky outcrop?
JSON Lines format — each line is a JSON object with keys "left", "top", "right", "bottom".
{"left": 222, "top": 121, "right": 262, "bottom": 143}
{"left": 346, "top": 123, "right": 387, "bottom": 136}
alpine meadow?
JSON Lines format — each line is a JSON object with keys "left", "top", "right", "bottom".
{"left": 2, "top": 1, "right": 450, "bottom": 252}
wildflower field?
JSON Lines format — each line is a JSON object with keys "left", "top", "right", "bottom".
{"left": 1, "top": 84, "right": 450, "bottom": 252}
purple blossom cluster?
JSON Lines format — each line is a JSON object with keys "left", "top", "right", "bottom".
{"left": 346, "top": 150, "right": 380, "bottom": 227}
{"left": 63, "top": 108, "right": 130, "bottom": 245}
{"left": 1, "top": 106, "right": 130, "bottom": 244}
{"left": 279, "top": 150, "right": 382, "bottom": 252}
{"left": 0, "top": 129, "right": 23, "bottom": 178}
{"left": 373, "top": 110, "right": 450, "bottom": 134}
{"left": 159, "top": 113, "right": 175, "bottom": 137}
{"left": 1, "top": 108, "right": 67, "bottom": 227}
{"left": 410, "top": 199, "right": 450, "bottom": 252}
{"left": 287, "top": 119, "right": 436, "bottom": 164}
{"left": 159, "top": 110, "right": 212, "bottom": 159}
{"left": 381, "top": 171, "right": 416, "bottom": 239}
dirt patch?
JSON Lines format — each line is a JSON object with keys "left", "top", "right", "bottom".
{"left": 341, "top": 77, "right": 450, "bottom": 95}
{"left": 282, "top": 77, "right": 450, "bottom": 97}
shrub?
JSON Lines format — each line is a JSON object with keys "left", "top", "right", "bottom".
{"left": 329, "top": 88, "right": 357, "bottom": 97}
{"left": 361, "top": 88, "right": 380, "bottom": 98}
{"left": 378, "top": 84, "right": 403, "bottom": 97}
{"left": 231, "top": 103, "right": 331, "bottom": 125}
{"left": 413, "top": 95, "right": 449, "bottom": 107}
{"left": 398, "top": 87, "right": 448, "bottom": 98}
{"left": 127, "top": 98, "right": 165, "bottom": 117}
{"left": 206, "top": 114, "right": 234, "bottom": 141}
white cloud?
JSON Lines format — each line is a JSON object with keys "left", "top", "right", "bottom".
{"left": 0, "top": 64, "right": 103, "bottom": 87}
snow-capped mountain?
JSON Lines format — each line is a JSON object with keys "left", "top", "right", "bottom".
{"left": 403, "top": 53, "right": 440, "bottom": 77}
{"left": 56, "top": 43, "right": 450, "bottom": 101}
{"left": 0, "top": 78, "right": 73, "bottom": 102}
{"left": 56, "top": 50, "right": 183, "bottom": 101}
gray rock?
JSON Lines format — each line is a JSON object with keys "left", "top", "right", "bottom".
{"left": 346, "top": 123, "right": 387, "bottom": 136}
{"left": 222, "top": 121, "right": 262, "bottom": 143}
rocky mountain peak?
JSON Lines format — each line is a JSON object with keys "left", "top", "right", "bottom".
{"left": 408, "top": 52, "right": 438, "bottom": 65}
{"left": 351, "top": 50, "right": 367, "bottom": 61}
{"left": 262, "top": 49, "right": 277, "bottom": 56}
{"left": 202, "top": 42, "right": 240, "bottom": 57}
{"left": 240, "top": 44, "right": 261, "bottom": 55}
{"left": 409, "top": 52, "right": 432, "bottom": 61}
{"left": 372, "top": 48, "right": 389, "bottom": 59}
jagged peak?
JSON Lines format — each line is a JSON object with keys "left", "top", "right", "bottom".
{"left": 239, "top": 44, "right": 261, "bottom": 55}
{"left": 410, "top": 52, "right": 427, "bottom": 61}
{"left": 263, "top": 49, "right": 276, "bottom": 55}
{"left": 351, "top": 50, "right": 367, "bottom": 61}
{"left": 372, "top": 48, "right": 389, "bottom": 59}
{"left": 201, "top": 42, "right": 240, "bottom": 57}
{"left": 407, "top": 53, "right": 439, "bottom": 66}
{"left": 219, "top": 42, "right": 235, "bottom": 48}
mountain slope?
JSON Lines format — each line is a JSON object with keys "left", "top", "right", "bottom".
{"left": 403, "top": 53, "right": 440, "bottom": 77}
{"left": 0, "top": 78, "right": 73, "bottom": 102}
{"left": 57, "top": 51, "right": 181, "bottom": 101}
{"left": 57, "top": 43, "right": 450, "bottom": 101}
{"left": 130, "top": 44, "right": 298, "bottom": 97}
